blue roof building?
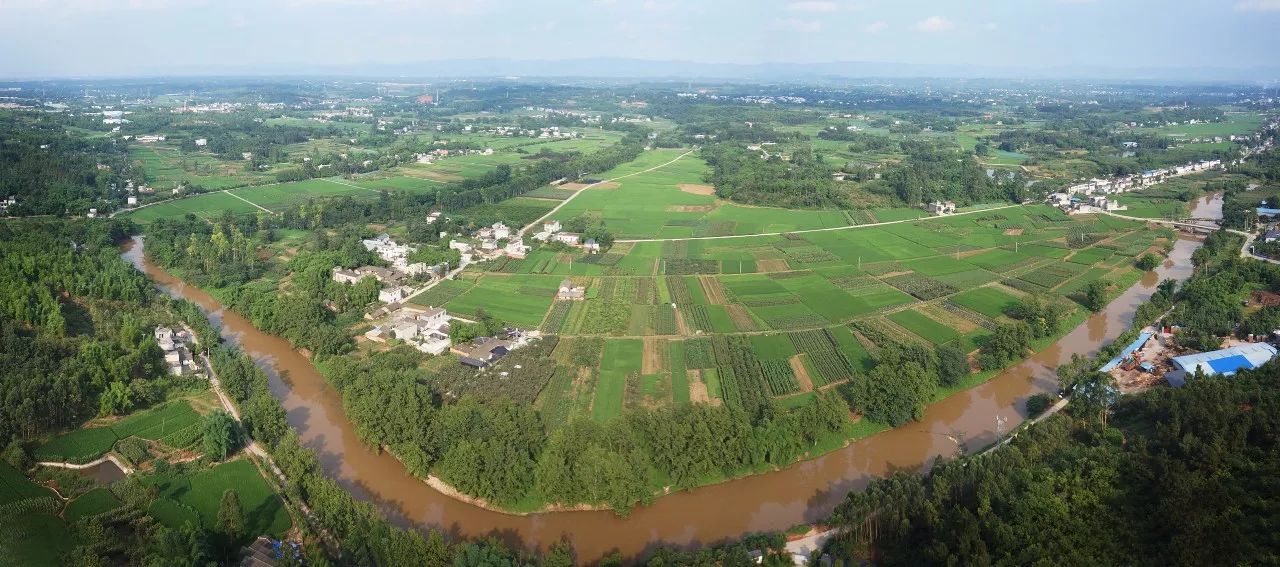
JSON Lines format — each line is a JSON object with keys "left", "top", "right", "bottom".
{"left": 1098, "top": 332, "right": 1154, "bottom": 372}
{"left": 1167, "top": 343, "right": 1278, "bottom": 387}
{"left": 1257, "top": 207, "right": 1280, "bottom": 217}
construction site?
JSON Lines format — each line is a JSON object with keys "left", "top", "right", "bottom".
{"left": 1100, "top": 325, "right": 1280, "bottom": 393}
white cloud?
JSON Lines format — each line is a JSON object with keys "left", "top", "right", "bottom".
{"left": 787, "top": 1, "right": 838, "bottom": 12}
{"left": 779, "top": 17, "right": 822, "bottom": 33}
{"left": 1235, "top": 0, "right": 1280, "bottom": 11}
{"left": 863, "top": 20, "right": 887, "bottom": 33}
{"left": 983, "top": 22, "right": 998, "bottom": 31}
{"left": 914, "top": 15, "right": 954, "bottom": 33}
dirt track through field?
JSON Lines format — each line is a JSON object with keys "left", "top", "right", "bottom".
{"left": 518, "top": 148, "right": 698, "bottom": 237}
{"left": 642, "top": 338, "right": 667, "bottom": 374}
{"left": 698, "top": 276, "right": 728, "bottom": 305}
{"left": 789, "top": 355, "right": 814, "bottom": 393}
{"left": 726, "top": 304, "right": 758, "bottom": 331}
{"left": 689, "top": 370, "right": 711, "bottom": 404}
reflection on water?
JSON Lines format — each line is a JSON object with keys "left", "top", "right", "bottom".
{"left": 122, "top": 232, "right": 1203, "bottom": 560}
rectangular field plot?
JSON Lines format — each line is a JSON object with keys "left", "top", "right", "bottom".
{"left": 441, "top": 276, "right": 559, "bottom": 327}
{"left": 888, "top": 309, "right": 960, "bottom": 345}
{"left": 951, "top": 286, "right": 1021, "bottom": 319}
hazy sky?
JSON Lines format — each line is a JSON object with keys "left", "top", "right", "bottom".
{"left": 2, "top": 0, "right": 1279, "bottom": 78}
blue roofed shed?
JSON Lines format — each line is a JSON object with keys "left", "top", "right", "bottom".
{"left": 1167, "top": 343, "right": 1278, "bottom": 387}
{"left": 1099, "top": 332, "right": 1153, "bottom": 372}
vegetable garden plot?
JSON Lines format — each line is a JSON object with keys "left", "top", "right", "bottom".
{"left": 888, "top": 309, "right": 960, "bottom": 345}
{"left": 541, "top": 301, "right": 573, "bottom": 333}
{"left": 1016, "top": 262, "right": 1085, "bottom": 289}
{"left": 883, "top": 273, "right": 959, "bottom": 300}
{"left": 760, "top": 360, "right": 800, "bottom": 395}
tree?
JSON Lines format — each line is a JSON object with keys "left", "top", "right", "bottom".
{"left": 98, "top": 380, "right": 133, "bottom": 416}
{"left": 980, "top": 321, "right": 1033, "bottom": 369}
{"left": 1082, "top": 279, "right": 1111, "bottom": 312}
{"left": 849, "top": 361, "right": 936, "bottom": 426}
{"left": 217, "top": 489, "right": 244, "bottom": 540}
{"left": 936, "top": 345, "right": 970, "bottom": 386}
{"left": 1136, "top": 253, "right": 1161, "bottom": 271}
{"left": 201, "top": 410, "right": 242, "bottom": 461}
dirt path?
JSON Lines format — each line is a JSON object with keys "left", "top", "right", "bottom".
{"left": 518, "top": 148, "right": 699, "bottom": 238}
{"left": 789, "top": 355, "right": 814, "bottom": 393}
{"left": 725, "top": 304, "right": 757, "bottom": 331}
{"left": 688, "top": 370, "right": 711, "bottom": 404}
{"left": 698, "top": 275, "right": 728, "bottom": 304}
{"left": 642, "top": 338, "right": 667, "bottom": 374}
{"left": 616, "top": 203, "right": 1021, "bottom": 243}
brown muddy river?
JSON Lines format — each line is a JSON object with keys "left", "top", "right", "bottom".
{"left": 121, "top": 205, "right": 1211, "bottom": 560}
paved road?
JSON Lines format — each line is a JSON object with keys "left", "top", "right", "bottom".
{"left": 517, "top": 148, "right": 699, "bottom": 238}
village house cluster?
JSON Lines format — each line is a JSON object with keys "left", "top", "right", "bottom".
{"left": 448, "top": 221, "right": 532, "bottom": 263}
{"left": 364, "top": 304, "right": 453, "bottom": 355}
{"left": 530, "top": 220, "right": 600, "bottom": 253}
{"left": 332, "top": 233, "right": 451, "bottom": 304}
{"left": 155, "top": 325, "right": 202, "bottom": 377}
{"left": 1046, "top": 157, "right": 1226, "bottom": 213}
{"left": 452, "top": 327, "right": 537, "bottom": 368}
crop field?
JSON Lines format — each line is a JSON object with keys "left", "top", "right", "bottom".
{"left": 0, "top": 462, "right": 55, "bottom": 506}
{"left": 887, "top": 309, "right": 960, "bottom": 344}
{"left": 453, "top": 189, "right": 1159, "bottom": 411}
{"left": 440, "top": 275, "right": 560, "bottom": 327}
{"left": 549, "top": 149, "right": 854, "bottom": 239}
{"left": 35, "top": 400, "right": 204, "bottom": 463}
{"left": 592, "top": 340, "right": 642, "bottom": 422}
{"left": 130, "top": 145, "right": 273, "bottom": 190}
{"left": 144, "top": 459, "right": 291, "bottom": 537}
{"left": 124, "top": 176, "right": 395, "bottom": 223}
{"left": 950, "top": 286, "right": 1021, "bottom": 319}
{"left": 65, "top": 488, "right": 122, "bottom": 523}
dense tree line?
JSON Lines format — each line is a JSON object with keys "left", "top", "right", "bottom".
{"left": 703, "top": 144, "right": 843, "bottom": 208}
{"left": 827, "top": 357, "right": 1280, "bottom": 566}
{"left": 0, "top": 219, "right": 183, "bottom": 446}
{"left": 322, "top": 345, "right": 850, "bottom": 512}
{"left": 0, "top": 112, "right": 133, "bottom": 215}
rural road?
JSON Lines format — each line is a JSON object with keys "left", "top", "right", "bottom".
{"left": 616, "top": 203, "right": 1022, "bottom": 243}
{"left": 517, "top": 148, "right": 699, "bottom": 238}
{"left": 1097, "top": 210, "right": 1278, "bottom": 264}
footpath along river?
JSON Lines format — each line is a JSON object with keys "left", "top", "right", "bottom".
{"left": 121, "top": 201, "right": 1213, "bottom": 560}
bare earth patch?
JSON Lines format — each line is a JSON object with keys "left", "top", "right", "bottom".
{"left": 689, "top": 370, "right": 718, "bottom": 405}
{"left": 560, "top": 182, "right": 589, "bottom": 191}
{"left": 755, "top": 258, "right": 791, "bottom": 273}
{"left": 725, "top": 304, "right": 758, "bottom": 331}
{"left": 1003, "top": 228, "right": 1025, "bottom": 236}
{"left": 677, "top": 183, "right": 715, "bottom": 196}
{"left": 789, "top": 355, "right": 814, "bottom": 393}
{"left": 673, "top": 307, "right": 692, "bottom": 336}
{"left": 666, "top": 204, "right": 715, "bottom": 213}
{"left": 698, "top": 276, "right": 729, "bottom": 304}
{"left": 589, "top": 181, "right": 621, "bottom": 190}
{"left": 642, "top": 338, "right": 667, "bottom": 374}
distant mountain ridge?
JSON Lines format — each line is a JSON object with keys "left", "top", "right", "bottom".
{"left": 9, "top": 57, "right": 1280, "bottom": 83}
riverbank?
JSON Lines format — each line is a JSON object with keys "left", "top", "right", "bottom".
{"left": 122, "top": 231, "right": 1205, "bottom": 559}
